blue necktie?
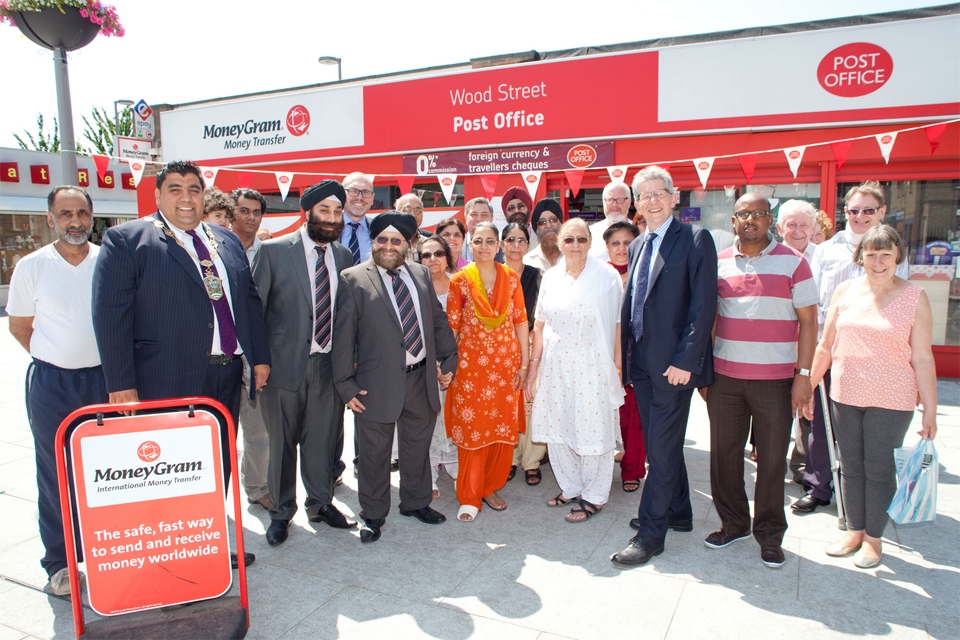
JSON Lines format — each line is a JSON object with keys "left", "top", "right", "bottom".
{"left": 631, "top": 233, "right": 657, "bottom": 342}
{"left": 348, "top": 222, "right": 361, "bottom": 265}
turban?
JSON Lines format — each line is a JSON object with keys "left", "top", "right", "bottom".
{"left": 531, "top": 198, "right": 563, "bottom": 228}
{"left": 300, "top": 180, "right": 346, "bottom": 212}
{"left": 369, "top": 212, "right": 418, "bottom": 241}
{"left": 502, "top": 186, "right": 533, "bottom": 214}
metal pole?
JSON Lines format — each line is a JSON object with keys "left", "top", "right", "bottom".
{"left": 337, "top": 60, "right": 342, "bottom": 81}
{"left": 53, "top": 46, "right": 78, "bottom": 183}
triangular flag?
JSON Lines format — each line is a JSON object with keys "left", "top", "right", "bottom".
{"left": 437, "top": 174, "right": 457, "bottom": 204}
{"left": 783, "top": 146, "right": 806, "bottom": 178}
{"left": 128, "top": 160, "right": 146, "bottom": 188}
{"left": 433, "top": 191, "right": 442, "bottom": 207}
{"left": 93, "top": 154, "right": 110, "bottom": 180}
{"left": 520, "top": 171, "right": 542, "bottom": 198}
{"left": 564, "top": 169, "right": 585, "bottom": 198}
{"left": 737, "top": 154, "right": 758, "bottom": 183}
{"left": 692, "top": 158, "right": 714, "bottom": 189}
{"left": 925, "top": 124, "right": 947, "bottom": 154}
{"left": 199, "top": 166, "right": 219, "bottom": 188}
{"left": 875, "top": 132, "right": 898, "bottom": 164}
{"left": 830, "top": 141, "right": 852, "bottom": 171}
{"left": 450, "top": 194, "right": 458, "bottom": 207}
{"left": 237, "top": 171, "right": 255, "bottom": 189}
{"left": 415, "top": 189, "right": 425, "bottom": 198}
{"left": 606, "top": 165, "right": 629, "bottom": 183}
{"left": 479, "top": 174, "right": 499, "bottom": 200}
{"left": 396, "top": 175, "right": 415, "bottom": 196}
{"left": 275, "top": 172, "right": 294, "bottom": 201}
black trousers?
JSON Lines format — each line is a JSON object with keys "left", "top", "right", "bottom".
{"left": 200, "top": 358, "right": 243, "bottom": 494}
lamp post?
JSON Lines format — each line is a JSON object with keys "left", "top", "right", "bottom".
{"left": 317, "top": 56, "right": 342, "bottom": 81}
{"left": 113, "top": 99, "right": 134, "bottom": 155}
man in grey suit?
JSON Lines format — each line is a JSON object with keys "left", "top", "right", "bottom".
{"left": 333, "top": 212, "right": 458, "bottom": 543}
{"left": 254, "top": 180, "right": 355, "bottom": 546}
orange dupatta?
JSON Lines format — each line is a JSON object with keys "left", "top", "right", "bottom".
{"left": 461, "top": 262, "right": 511, "bottom": 330}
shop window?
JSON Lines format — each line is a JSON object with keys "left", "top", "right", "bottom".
{"left": 1, "top": 214, "right": 57, "bottom": 285}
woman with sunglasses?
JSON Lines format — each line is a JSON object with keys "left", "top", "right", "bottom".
{"left": 445, "top": 222, "right": 530, "bottom": 521}
{"left": 528, "top": 218, "right": 623, "bottom": 522}
{"left": 502, "top": 223, "right": 546, "bottom": 486}
{"left": 435, "top": 218, "right": 470, "bottom": 271}
{"left": 417, "top": 236, "right": 459, "bottom": 499}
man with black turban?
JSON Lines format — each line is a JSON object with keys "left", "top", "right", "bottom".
{"left": 523, "top": 198, "right": 563, "bottom": 271}
{"left": 332, "top": 212, "right": 458, "bottom": 543}
{"left": 253, "top": 179, "right": 357, "bottom": 546}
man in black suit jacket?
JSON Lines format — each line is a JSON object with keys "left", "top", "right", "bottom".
{"left": 92, "top": 161, "right": 271, "bottom": 567}
{"left": 611, "top": 166, "right": 718, "bottom": 567}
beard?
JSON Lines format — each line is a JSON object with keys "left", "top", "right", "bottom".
{"left": 307, "top": 215, "right": 344, "bottom": 244}
{"left": 507, "top": 213, "right": 529, "bottom": 225}
{"left": 57, "top": 224, "right": 91, "bottom": 245}
{"left": 372, "top": 243, "right": 407, "bottom": 270}
{"left": 537, "top": 229, "right": 559, "bottom": 248}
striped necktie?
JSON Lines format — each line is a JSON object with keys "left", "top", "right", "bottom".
{"left": 631, "top": 233, "right": 656, "bottom": 342}
{"left": 348, "top": 222, "right": 361, "bottom": 265}
{"left": 314, "top": 245, "right": 331, "bottom": 349}
{"left": 387, "top": 269, "right": 423, "bottom": 357}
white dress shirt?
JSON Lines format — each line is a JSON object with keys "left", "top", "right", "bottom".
{"left": 301, "top": 225, "right": 339, "bottom": 354}
{"left": 245, "top": 236, "right": 262, "bottom": 267}
{"left": 632, "top": 215, "right": 675, "bottom": 305}
{"left": 376, "top": 263, "right": 426, "bottom": 365}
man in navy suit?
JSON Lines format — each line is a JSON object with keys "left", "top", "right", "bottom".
{"left": 92, "top": 160, "right": 270, "bottom": 568}
{"left": 611, "top": 165, "right": 718, "bottom": 567}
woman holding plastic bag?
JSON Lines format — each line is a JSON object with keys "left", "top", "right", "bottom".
{"left": 805, "top": 225, "right": 937, "bottom": 569}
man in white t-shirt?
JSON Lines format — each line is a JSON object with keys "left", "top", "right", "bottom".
{"left": 5, "top": 186, "right": 108, "bottom": 597}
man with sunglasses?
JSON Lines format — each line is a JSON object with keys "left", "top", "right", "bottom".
{"left": 333, "top": 212, "right": 458, "bottom": 543}
{"left": 611, "top": 165, "right": 718, "bottom": 567}
{"left": 523, "top": 198, "right": 563, "bottom": 271}
{"left": 340, "top": 172, "right": 376, "bottom": 266}
{"left": 795, "top": 181, "right": 909, "bottom": 515}
{"left": 589, "top": 181, "right": 634, "bottom": 262}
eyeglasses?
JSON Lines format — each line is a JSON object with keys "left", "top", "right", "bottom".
{"left": 503, "top": 237, "right": 529, "bottom": 245}
{"left": 562, "top": 236, "right": 590, "bottom": 245}
{"left": 471, "top": 237, "right": 498, "bottom": 247}
{"left": 400, "top": 206, "right": 424, "bottom": 215}
{"left": 846, "top": 207, "right": 878, "bottom": 217}
{"left": 420, "top": 250, "right": 444, "bottom": 260}
{"left": 346, "top": 188, "right": 375, "bottom": 199}
{"left": 733, "top": 210, "right": 770, "bottom": 220}
{"left": 636, "top": 190, "right": 671, "bottom": 202}
{"left": 375, "top": 236, "right": 404, "bottom": 247}
{"left": 439, "top": 231, "right": 462, "bottom": 240}
{"left": 537, "top": 216, "right": 560, "bottom": 227}
{"left": 604, "top": 197, "right": 630, "bottom": 205}
{"left": 505, "top": 204, "right": 528, "bottom": 213}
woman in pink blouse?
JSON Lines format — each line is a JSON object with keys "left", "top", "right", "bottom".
{"left": 806, "top": 225, "right": 937, "bottom": 569}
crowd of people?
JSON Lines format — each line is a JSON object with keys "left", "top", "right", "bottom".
{"left": 5, "top": 160, "right": 938, "bottom": 597}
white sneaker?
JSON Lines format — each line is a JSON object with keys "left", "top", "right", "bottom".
{"left": 48, "top": 568, "right": 85, "bottom": 596}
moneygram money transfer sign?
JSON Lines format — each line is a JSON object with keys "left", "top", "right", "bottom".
{"left": 69, "top": 407, "right": 232, "bottom": 616}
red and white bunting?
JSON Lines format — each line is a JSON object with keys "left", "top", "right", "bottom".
{"left": 437, "top": 174, "right": 457, "bottom": 204}
{"left": 606, "top": 165, "right": 629, "bottom": 183}
{"left": 926, "top": 123, "right": 947, "bottom": 154}
{"left": 128, "top": 160, "right": 146, "bottom": 188}
{"left": 275, "top": 172, "right": 294, "bottom": 201}
{"left": 737, "top": 154, "right": 758, "bottom": 183}
{"left": 479, "top": 174, "right": 499, "bottom": 200}
{"left": 783, "top": 146, "right": 806, "bottom": 178}
{"left": 830, "top": 141, "right": 852, "bottom": 170}
{"left": 564, "top": 169, "right": 585, "bottom": 198}
{"left": 237, "top": 171, "right": 254, "bottom": 189}
{"left": 396, "top": 175, "right": 416, "bottom": 196}
{"left": 692, "top": 157, "right": 714, "bottom": 189}
{"left": 199, "top": 166, "right": 219, "bottom": 188}
{"left": 92, "top": 154, "right": 110, "bottom": 180}
{"left": 520, "top": 171, "right": 542, "bottom": 198}
{"left": 875, "top": 132, "right": 898, "bottom": 164}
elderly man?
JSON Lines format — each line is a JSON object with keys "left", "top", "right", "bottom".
{"left": 523, "top": 199, "right": 563, "bottom": 271}
{"left": 795, "top": 181, "right": 909, "bottom": 515}
{"left": 702, "top": 192, "right": 818, "bottom": 569}
{"left": 340, "top": 172, "right": 376, "bottom": 266}
{"left": 396, "top": 192, "right": 431, "bottom": 262}
{"left": 612, "top": 165, "right": 718, "bottom": 567}
{"left": 460, "top": 197, "right": 495, "bottom": 262}
{"left": 590, "top": 182, "right": 634, "bottom": 261}
{"left": 6, "top": 185, "right": 108, "bottom": 596}
{"left": 93, "top": 161, "right": 270, "bottom": 569}
{"left": 333, "top": 212, "right": 458, "bottom": 543}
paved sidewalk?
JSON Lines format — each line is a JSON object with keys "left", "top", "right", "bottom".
{"left": 0, "top": 316, "right": 957, "bottom": 639}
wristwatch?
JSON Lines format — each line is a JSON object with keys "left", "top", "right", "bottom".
{"left": 796, "top": 368, "right": 811, "bottom": 377}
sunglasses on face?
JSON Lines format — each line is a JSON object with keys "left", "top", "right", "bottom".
{"left": 505, "top": 204, "right": 528, "bottom": 213}
{"left": 503, "top": 236, "right": 529, "bottom": 245}
{"left": 375, "top": 236, "right": 404, "bottom": 247}
{"left": 733, "top": 210, "right": 770, "bottom": 220}
{"left": 846, "top": 207, "right": 878, "bottom": 216}
{"left": 420, "top": 250, "right": 444, "bottom": 260}
{"left": 537, "top": 216, "right": 560, "bottom": 227}
{"left": 471, "top": 237, "right": 498, "bottom": 247}
{"left": 562, "top": 236, "right": 590, "bottom": 245}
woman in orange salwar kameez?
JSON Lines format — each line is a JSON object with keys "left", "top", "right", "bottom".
{"left": 445, "top": 222, "right": 530, "bottom": 522}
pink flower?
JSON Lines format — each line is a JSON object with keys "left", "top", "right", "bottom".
{"left": 80, "top": 9, "right": 88, "bottom": 17}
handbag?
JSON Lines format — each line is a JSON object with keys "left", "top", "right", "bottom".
{"left": 887, "top": 439, "right": 938, "bottom": 524}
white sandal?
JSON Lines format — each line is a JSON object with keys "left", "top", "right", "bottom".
{"left": 457, "top": 504, "right": 479, "bottom": 522}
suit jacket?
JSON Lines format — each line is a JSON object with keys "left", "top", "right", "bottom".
{"left": 620, "top": 217, "right": 718, "bottom": 392}
{"left": 332, "top": 260, "right": 458, "bottom": 424}
{"left": 92, "top": 212, "right": 270, "bottom": 399}
{"left": 253, "top": 231, "right": 352, "bottom": 391}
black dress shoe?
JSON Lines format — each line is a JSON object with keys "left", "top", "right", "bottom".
{"left": 629, "top": 518, "right": 693, "bottom": 532}
{"left": 400, "top": 506, "right": 446, "bottom": 524}
{"left": 359, "top": 518, "right": 384, "bottom": 543}
{"left": 611, "top": 534, "right": 664, "bottom": 567}
{"left": 266, "top": 519, "right": 290, "bottom": 546}
{"left": 230, "top": 552, "right": 255, "bottom": 569}
{"left": 391, "top": 459, "right": 400, "bottom": 472}
{"left": 308, "top": 503, "right": 356, "bottom": 529}
{"left": 791, "top": 494, "right": 830, "bottom": 513}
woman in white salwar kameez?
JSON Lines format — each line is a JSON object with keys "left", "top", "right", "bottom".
{"left": 527, "top": 218, "right": 623, "bottom": 522}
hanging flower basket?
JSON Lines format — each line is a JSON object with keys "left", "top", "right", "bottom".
{"left": 1, "top": 1, "right": 124, "bottom": 50}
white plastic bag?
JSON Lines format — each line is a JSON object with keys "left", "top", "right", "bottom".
{"left": 887, "top": 439, "right": 938, "bottom": 525}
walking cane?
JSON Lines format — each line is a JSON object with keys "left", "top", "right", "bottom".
{"left": 818, "top": 381, "right": 846, "bottom": 531}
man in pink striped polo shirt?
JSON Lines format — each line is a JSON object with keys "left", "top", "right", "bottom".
{"left": 702, "top": 192, "right": 819, "bottom": 569}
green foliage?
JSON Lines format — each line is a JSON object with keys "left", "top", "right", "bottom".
{"left": 13, "top": 113, "right": 60, "bottom": 153}
{"left": 80, "top": 105, "right": 132, "bottom": 155}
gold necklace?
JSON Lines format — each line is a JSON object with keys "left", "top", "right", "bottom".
{"left": 152, "top": 218, "right": 224, "bottom": 300}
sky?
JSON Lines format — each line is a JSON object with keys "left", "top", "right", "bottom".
{"left": 0, "top": 0, "right": 948, "bottom": 149}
